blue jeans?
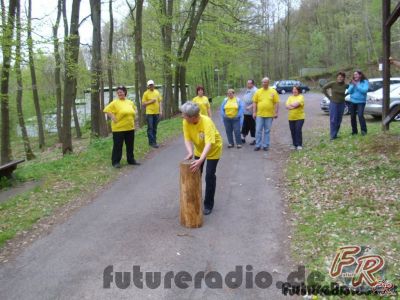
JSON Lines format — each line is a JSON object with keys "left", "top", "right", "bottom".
{"left": 223, "top": 117, "right": 242, "bottom": 146}
{"left": 255, "top": 117, "right": 273, "bottom": 148}
{"left": 349, "top": 103, "right": 367, "bottom": 134}
{"left": 329, "top": 102, "right": 345, "bottom": 139}
{"left": 146, "top": 114, "right": 159, "bottom": 145}
{"left": 289, "top": 119, "right": 304, "bottom": 147}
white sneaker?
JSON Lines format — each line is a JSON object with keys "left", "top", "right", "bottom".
{"left": 296, "top": 146, "right": 303, "bottom": 150}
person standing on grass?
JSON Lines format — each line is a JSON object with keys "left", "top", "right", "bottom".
{"left": 142, "top": 80, "right": 162, "bottom": 148}
{"left": 252, "top": 77, "right": 280, "bottom": 151}
{"left": 241, "top": 79, "right": 257, "bottom": 145}
{"left": 103, "top": 85, "right": 140, "bottom": 168}
{"left": 348, "top": 70, "right": 369, "bottom": 136}
{"left": 286, "top": 86, "right": 305, "bottom": 150}
{"left": 181, "top": 102, "right": 223, "bottom": 215}
{"left": 322, "top": 72, "right": 349, "bottom": 140}
{"left": 220, "top": 89, "right": 244, "bottom": 149}
{"left": 192, "top": 85, "right": 211, "bottom": 117}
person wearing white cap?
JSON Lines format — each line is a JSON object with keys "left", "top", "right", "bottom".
{"left": 142, "top": 80, "right": 163, "bottom": 148}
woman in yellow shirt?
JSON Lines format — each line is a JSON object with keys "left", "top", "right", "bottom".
{"left": 285, "top": 86, "right": 305, "bottom": 150}
{"left": 220, "top": 89, "right": 244, "bottom": 148}
{"left": 192, "top": 85, "right": 211, "bottom": 117}
{"left": 181, "top": 101, "right": 223, "bottom": 215}
{"left": 103, "top": 85, "right": 140, "bottom": 168}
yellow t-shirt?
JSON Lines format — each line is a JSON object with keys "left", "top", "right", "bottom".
{"left": 103, "top": 99, "right": 137, "bottom": 132}
{"left": 142, "top": 89, "right": 162, "bottom": 114}
{"left": 224, "top": 97, "right": 239, "bottom": 118}
{"left": 286, "top": 95, "right": 305, "bottom": 121}
{"left": 192, "top": 96, "right": 210, "bottom": 116}
{"left": 253, "top": 88, "right": 280, "bottom": 117}
{"left": 183, "top": 115, "right": 223, "bottom": 160}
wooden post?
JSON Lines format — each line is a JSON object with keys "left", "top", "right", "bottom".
{"left": 180, "top": 160, "right": 203, "bottom": 228}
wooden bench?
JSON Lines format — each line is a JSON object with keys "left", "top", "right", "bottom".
{"left": 0, "top": 159, "right": 25, "bottom": 179}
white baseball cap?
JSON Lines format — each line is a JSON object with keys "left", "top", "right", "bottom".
{"left": 147, "top": 80, "right": 155, "bottom": 86}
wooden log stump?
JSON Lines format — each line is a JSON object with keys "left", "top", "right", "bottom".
{"left": 180, "top": 160, "right": 203, "bottom": 228}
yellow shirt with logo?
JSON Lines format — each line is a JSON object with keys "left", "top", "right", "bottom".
{"left": 103, "top": 99, "right": 137, "bottom": 132}
{"left": 253, "top": 87, "right": 280, "bottom": 117}
{"left": 142, "top": 89, "right": 162, "bottom": 114}
{"left": 192, "top": 96, "right": 210, "bottom": 116}
{"left": 224, "top": 97, "right": 239, "bottom": 118}
{"left": 286, "top": 95, "right": 305, "bottom": 120}
{"left": 183, "top": 115, "right": 223, "bottom": 159}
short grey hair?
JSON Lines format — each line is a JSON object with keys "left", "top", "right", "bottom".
{"left": 262, "top": 77, "right": 270, "bottom": 83}
{"left": 180, "top": 101, "right": 200, "bottom": 117}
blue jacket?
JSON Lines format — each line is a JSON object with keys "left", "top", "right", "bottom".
{"left": 348, "top": 80, "right": 369, "bottom": 103}
{"left": 220, "top": 97, "right": 244, "bottom": 126}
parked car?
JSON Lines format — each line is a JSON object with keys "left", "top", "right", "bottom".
{"left": 271, "top": 81, "right": 280, "bottom": 89}
{"left": 320, "top": 77, "right": 400, "bottom": 115}
{"left": 275, "top": 80, "right": 310, "bottom": 94}
{"left": 365, "top": 83, "right": 400, "bottom": 121}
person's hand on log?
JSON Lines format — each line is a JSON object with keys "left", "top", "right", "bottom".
{"left": 184, "top": 152, "right": 193, "bottom": 160}
{"left": 190, "top": 158, "right": 204, "bottom": 173}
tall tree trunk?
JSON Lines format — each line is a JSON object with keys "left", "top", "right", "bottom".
{"left": 160, "top": 0, "right": 173, "bottom": 118}
{"left": 72, "top": 78, "right": 82, "bottom": 138}
{"left": 127, "top": 0, "right": 147, "bottom": 126}
{"left": 174, "top": 0, "right": 208, "bottom": 111}
{"left": 27, "top": 0, "right": 45, "bottom": 148}
{"left": 15, "top": 0, "right": 35, "bottom": 160}
{"left": 90, "top": 0, "right": 102, "bottom": 137}
{"left": 107, "top": 0, "right": 114, "bottom": 105}
{"left": 0, "top": 0, "right": 17, "bottom": 164}
{"left": 53, "top": 0, "right": 63, "bottom": 143}
{"left": 62, "top": 0, "right": 81, "bottom": 154}
{"left": 99, "top": 77, "right": 108, "bottom": 136}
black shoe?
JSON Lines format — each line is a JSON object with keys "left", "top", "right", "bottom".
{"left": 254, "top": 147, "right": 260, "bottom": 151}
{"left": 351, "top": 132, "right": 358, "bottom": 136}
{"left": 227, "top": 144, "right": 234, "bottom": 148}
{"left": 361, "top": 131, "right": 367, "bottom": 136}
{"left": 151, "top": 144, "right": 159, "bottom": 148}
{"left": 241, "top": 138, "right": 246, "bottom": 143}
{"left": 203, "top": 208, "right": 212, "bottom": 215}
{"left": 249, "top": 140, "right": 256, "bottom": 145}
{"left": 128, "top": 160, "right": 140, "bottom": 165}
{"left": 113, "top": 163, "right": 121, "bottom": 169}
{"left": 263, "top": 147, "right": 269, "bottom": 151}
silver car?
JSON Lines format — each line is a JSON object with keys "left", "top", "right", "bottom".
{"left": 365, "top": 84, "right": 400, "bottom": 121}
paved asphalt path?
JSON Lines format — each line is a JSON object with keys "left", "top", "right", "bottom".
{"left": 0, "top": 93, "right": 325, "bottom": 300}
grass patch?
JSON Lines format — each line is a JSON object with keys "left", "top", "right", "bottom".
{"left": 286, "top": 123, "right": 400, "bottom": 299}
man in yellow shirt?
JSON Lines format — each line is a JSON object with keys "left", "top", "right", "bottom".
{"left": 142, "top": 80, "right": 162, "bottom": 148}
{"left": 181, "top": 101, "right": 223, "bottom": 215}
{"left": 252, "top": 77, "right": 280, "bottom": 151}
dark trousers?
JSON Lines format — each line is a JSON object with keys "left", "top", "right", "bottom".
{"left": 329, "top": 102, "right": 345, "bottom": 139}
{"left": 112, "top": 130, "right": 135, "bottom": 165}
{"left": 195, "top": 157, "right": 219, "bottom": 210}
{"left": 223, "top": 117, "right": 242, "bottom": 145}
{"left": 349, "top": 103, "right": 367, "bottom": 134}
{"left": 289, "top": 119, "right": 304, "bottom": 147}
{"left": 146, "top": 114, "right": 159, "bottom": 145}
{"left": 241, "top": 114, "right": 255, "bottom": 138}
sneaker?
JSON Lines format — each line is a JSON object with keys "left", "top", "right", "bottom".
{"left": 249, "top": 140, "right": 256, "bottom": 145}
{"left": 296, "top": 146, "right": 303, "bottom": 150}
{"left": 241, "top": 138, "right": 246, "bottom": 143}
{"left": 263, "top": 147, "right": 269, "bottom": 151}
{"left": 128, "top": 160, "right": 141, "bottom": 165}
{"left": 228, "top": 144, "right": 234, "bottom": 148}
{"left": 203, "top": 208, "right": 212, "bottom": 215}
{"left": 254, "top": 147, "right": 261, "bottom": 151}
{"left": 151, "top": 144, "right": 159, "bottom": 148}
{"left": 113, "top": 163, "right": 121, "bottom": 169}
{"left": 361, "top": 131, "right": 367, "bottom": 136}
{"left": 237, "top": 145, "right": 242, "bottom": 149}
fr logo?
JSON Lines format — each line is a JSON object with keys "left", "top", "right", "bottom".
{"left": 329, "top": 245, "right": 384, "bottom": 288}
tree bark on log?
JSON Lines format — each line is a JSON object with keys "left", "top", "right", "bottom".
{"left": 179, "top": 161, "right": 203, "bottom": 228}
